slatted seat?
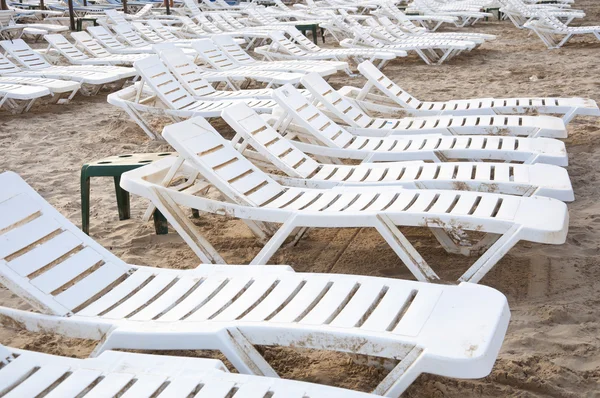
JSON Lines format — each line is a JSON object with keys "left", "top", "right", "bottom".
{"left": 0, "top": 82, "right": 51, "bottom": 113}
{"left": 224, "top": 102, "right": 574, "bottom": 201}
{"left": 86, "top": 25, "right": 151, "bottom": 54}
{"left": 0, "top": 75, "right": 79, "bottom": 104}
{"left": 302, "top": 72, "right": 567, "bottom": 138}
{"left": 0, "top": 344, "right": 376, "bottom": 397}
{"left": 338, "top": 61, "right": 600, "bottom": 124}
{"left": 46, "top": 33, "right": 147, "bottom": 67}
{"left": 121, "top": 116, "right": 568, "bottom": 284}
{"left": 1, "top": 171, "right": 509, "bottom": 397}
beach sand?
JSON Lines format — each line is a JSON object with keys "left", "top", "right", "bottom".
{"left": 1, "top": 2, "right": 600, "bottom": 395}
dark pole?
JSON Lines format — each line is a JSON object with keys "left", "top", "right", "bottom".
{"left": 122, "top": 0, "right": 128, "bottom": 14}
{"left": 67, "top": 0, "right": 76, "bottom": 31}
{"left": 0, "top": 0, "right": 8, "bottom": 11}
{"left": 164, "top": 0, "right": 171, "bottom": 15}
{"left": 39, "top": 0, "right": 45, "bottom": 11}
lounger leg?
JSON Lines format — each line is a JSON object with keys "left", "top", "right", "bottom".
{"left": 153, "top": 187, "right": 226, "bottom": 264}
{"left": 219, "top": 327, "right": 279, "bottom": 377}
{"left": 250, "top": 216, "right": 298, "bottom": 265}
{"left": 429, "top": 227, "right": 470, "bottom": 255}
{"left": 374, "top": 214, "right": 440, "bottom": 282}
{"left": 459, "top": 225, "right": 522, "bottom": 284}
{"left": 124, "top": 105, "right": 159, "bottom": 139}
{"left": 373, "top": 346, "right": 424, "bottom": 398}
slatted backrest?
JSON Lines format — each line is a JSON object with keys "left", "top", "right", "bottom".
{"left": 134, "top": 3, "right": 154, "bottom": 18}
{"left": 113, "top": 23, "right": 151, "bottom": 48}
{"left": 273, "top": 84, "right": 358, "bottom": 149}
{"left": 105, "top": 8, "right": 128, "bottom": 25}
{"left": 191, "top": 39, "right": 237, "bottom": 70}
{"left": 212, "top": 34, "right": 256, "bottom": 65}
{"left": 215, "top": 0, "right": 235, "bottom": 9}
{"left": 273, "top": 0, "right": 292, "bottom": 12}
{"left": 163, "top": 117, "right": 286, "bottom": 207}
{"left": 301, "top": 72, "right": 373, "bottom": 128}
{"left": 184, "top": 0, "right": 203, "bottom": 15}
{"left": 0, "top": 52, "right": 22, "bottom": 74}
{"left": 0, "top": 172, "right": 131, "bottom": 316}
{"left": 179, "top": 16, "right": 208, "bottom": 35}
{"left": 246, "top": 8, "right": 277, "bottom": 25}
{"left": 157, "top": 46, "right": 217, "bottom": 96}
{"left": 0, "top": 10, "right": 15, "bottom": 28}
{"left": 134, "top": 55, "right": 197, "bottom": 110}
{"left": 132, "top": 21, "right": 165, "bottom": 43}
{"left": 193, "top": 13, "right": 223, "bottom": 33}
{"left": 207, "top": 13, "right": 235, "bottom": 31}
{"left": 285, "top": 26, "right": 321, "bottom": 52}
{"left": 358, "top": 60, "right": 421, "bottom": 109}
{"left": 71, "top": 31, "right": 113, "bottom": 58}
{"left": 0, "top": 39, "right": 52, "bottom": 70}
{"left": 147, "top": 20, "right": 180, "bottom": 41}
{"left": 87, "top": 26, "right": 128, "bottom": 51}
{"left": 344, "top": 16, "right": 386, "bottom": 48}
{"left": 220, "top": 13, "right": 246, "bottom": 30}
{"left": 222, "top": 102, "right": 321, "bottom": 178}
{"left": 268, "top": 30, "right": 308, "bottom": 57}
{"left": 44, "top": 34, "right": 92, "bottom": 63}
{"left": 200, "top": 0, "right": 220, "bottom": 9}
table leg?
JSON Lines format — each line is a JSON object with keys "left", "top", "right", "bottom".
{"left": 153, "top": 209, "right": 168, "bottom": 235}
{"left": 311, "top": 25, "right": 317, "bottom": 44}
{"left": 114, "top": 176, "right": 131, "bottom": 221}
{"left": 80, "top": 166, "right": 91, "bottom": 235}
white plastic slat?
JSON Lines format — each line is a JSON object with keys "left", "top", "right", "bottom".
{"left": 30, "top": 247, "right": 104, "bottom": 294}
{"left": 192, "top": 380, "right": 237, "bottom": 398}
{"left": 393, "top": 289, "right": 442, "bottom": 336}
{"left": 42, "top": 369, "right": 103, "bottom": 398}
{"left": 159, "top": 277, "right": 228, "bottom": 321}
{"left": 119, "top": 374, "right": 168, "bottom": 398}
{"left": 0, "top": 193, "right": 40, "bottom": 232}
{"left": 212, "top": 276, "right": 279, "bottom": 321}
{"left": 329, "top": 281, "right": 387, "bottom": 328}
{"left": 129, "top": 277, "right": 198, "bottom": 321}
{"left": 240, "top": 278, "right": 306, "bottom": 322}
{"left": 0, "top": 215, "right": 61, "bottom": 259}
{"left": 4, "top": 365, "right": 70, "bottom": 398}
{"left": 83, "top": 373, "right": 134, "bottom": 398}
{"left": 155, "top": 378, "right": 200, "bottom": 397}
{"left": 184, "top": 277, "right": 254, "bottom": 321}
{"left": 360, "top": 286, "right": 414, "bottom": 332}
{"left": 0, "top": 356, "right": 38, "bottom": 394}
{"left": 300, "top": 281, "right": 358, "bottom": 325}
{"left": 269, "top": 278, "right": 331, "bottom": 323}
{"left": 229, "top": 382, "right": 271, "bottom": 397}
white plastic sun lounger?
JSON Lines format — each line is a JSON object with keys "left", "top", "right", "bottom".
{"left": 225, "top": 102, "right": 574, "bottom": 201}
{"left": 301, "top": 73, "right": 567, "bottom": 138}
{"left": 0, "top": 344, "right": 376, "bottom": 397}
{"left": 271, "top": 85, "right": 568, "bottom": 166}
{"left": 254, "top": 30, "right": 396, "bottom": 74}
{"left": 500, "top": 0, "right": 584, "bottom": 28}
{"left": 374, "top": 1, "right": 459, "bottom": 31}
{"left": 86, "top": 25, "right": 154, "bottom": 55}
{"left": 0, "top": 171, "right": 510, "bottom": 397}
{"left": 45, "top": 33, "right": 148, "bottom": 67}
{"left": 0, "top": 49, "right": 127, "bottom": 96}
{"left": 524, "top": 13, "right": 600, "bottom": 48}
{"left": 339, "top": 61, "right": 600, "bottom": 124}
{"left": 1, "top": 39, "right": 137, "bottom": 81}
{"left": 0, "top": 82, "right": 51, "bottom": 113}
{"left": 111, "top": 23, "right": 197, "bottom": 56}
{"left": 107, "top": 55, "right": 277, "bottom": 138}
{"left": 211, "top": 34, "right": 344, "bottom": 77}
{"left": 122, "top": 117, "right": 568, "bottom": 282}
{"left": 156, "top": 45, "right": 311, "bottom": 100}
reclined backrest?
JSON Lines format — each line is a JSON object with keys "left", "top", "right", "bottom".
{"left": 0, "top": 39, "right": 53, "bottom": 70}
{"left": 156, "top": 45, "right": 217, "bottom": 97}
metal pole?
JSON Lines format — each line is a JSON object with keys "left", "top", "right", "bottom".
{"left": 164, "top": 0, "right": 171, "bottom": 15}
{"left": 39, "top": 0, "right": 45, "bottom": 11}
{"left": 0, "top": 0, "right": 8, "bottom": 11}
{"left": 67, "top": 0, "right": 76, "bottom": 31}
{"left": 122, "top": 0, "right": 128, "bottom": 13}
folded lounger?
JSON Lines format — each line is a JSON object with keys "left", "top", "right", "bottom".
{"left": 0, "top": 171, "right": 509, "bottom": 397}
{"left": 0, "top": 344, "right": 375, "bottom": 397}
{"left": 107, "top": 55, "right": 278, "bottom": 139}
{"left": 339, "top": 61, "right": 600, "bottom": 124}
{"left": 224, "top": 102, "right": 574, "bottom": 201}
{"left": 121, "top": 116, "right": 568, "bottom": 283}
{"left": 270, "top": 84, "right": 568, "bottom": 166}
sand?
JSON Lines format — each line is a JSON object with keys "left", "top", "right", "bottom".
{"left": 1, "top": 2, "right": 600, "bottom": 395}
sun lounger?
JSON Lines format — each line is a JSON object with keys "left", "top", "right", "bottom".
{"left": 225, "top": 102, "right": 574, "bottom": 201}
{"left": 341, "top": 61, "right": 600, "bottom": 124}
{"left": 0, "top": 170, "right": 510, "bottom": 397}
{"left": 0, "top": 344, "right": 375, "bottom": 397}
{"left": 301, "top": 73, "right": 567, "bottom": 138}
{"left": 0, "top": 82, "right": 51, "bottom": 113}
{"left": 524, "top": 13, "right": 600, "bottom": 48}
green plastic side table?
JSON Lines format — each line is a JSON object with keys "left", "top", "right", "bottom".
{"left": 81, "top": 153, "right": 173, "bottom": 235}
{"left": 295, "top": 23, "right": 325, "bottom": 44}
{"left": 76, "top": 17, "right": 99, "bottom": 32}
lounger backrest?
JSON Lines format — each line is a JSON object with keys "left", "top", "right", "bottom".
{"left": 358, "top": 60, "right": 421, "bottom": 109}
{"left": 0, "top": 172, "right": 131, "bottom": 317}
{"left": 70, "top": 32, "right": 114, "bottom": 58}
{"left": 285, "top": 26, "right": 321, "bottom": 52}
{"left": 0, "top": 51, "right": 23, "bottom": 74}
{"left": 113, "top": 23, "right": 151, "bottom": 48}
{"left": 200, "top": 0, "right": 220, "bottom": 9}
{"left": 191, "top": 39, "right": 237, "bottom": 70}
{"left": 207, "top": 13, "right": 233, "bottom": 31}
{"left": 222, "top": 102, "right": 321, "bottom": 178}
{"left": 0, "top": 39, "right": 53, "bottom": 70}
{"left": 44, "top": 34, "right": 93, "bottom": 63}
{"left": 212, "top": 34, "right": 256, "bottom": 65}
{"left": 273, "top": 84, "right": 358, "bottom": 149}
{"left": 220, "top": 13, "right": 246, "bottom": 30}
{"left": 147, "top": 20, "right": 180, "bottom": 41}
{"left": 247, "top": 8, "right": 277, "bottom": 25}
{"left": 157, "top": 46, "right": 217, "bottom": 97}
{"left": 0, "top": 10, "right": 15, "bottom": 28}
{"left": 179, "top": 16, "right": 207, "bottom": 36}
{"left": 301, "top": 72, "right": 373, "bottom": 128}
{"left": 134, "top": 55, "right": 197, "bottom": 110}
{"left": 343, "top": 16, "right": 385, "bottom": 48}
{"left": 268, "top": 31, "right": 309, "bottom": 57}
{"left": 163, "top": 117, "right": 286, "bottom": 207}
{"left": 87, "top": 26, "right": 128, "bottom": 51}
{"left": 215, "top": 0, "right": 235, "bottom": 9}
{"left": 105, "top": 8, "right": 128, "bottom": 25}
{"left": 184, "top": 0, "right": 203, "bottom": 15}
{"left": 134, "top": 3, "right": 154, "bottom": 18}
{"left": 132, "top": 21, "right": 164, "bottom": 43}
{"left": 273, "top": 0, "right": 291, "bottom": 11}
{"left": 193, "top": 13, "right": 223, "bottom": 33}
